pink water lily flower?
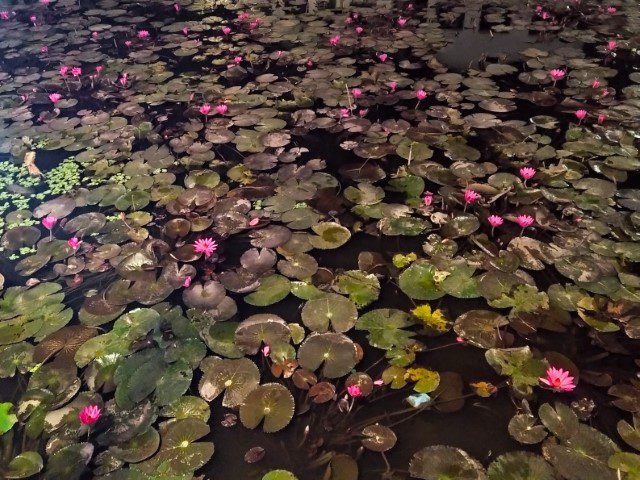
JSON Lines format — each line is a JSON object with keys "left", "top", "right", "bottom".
{"left": 464, "top": 189, "right": 480, "bottom": 204}
{"left": 340, "top": 107, "right": 351, "bottom": 118}
{"left": 119, "top": 72, "right": 128, "bottom": 87}
{"left": 124, "top": 40, "right": 132, "bottom": 47}
{"left": 607, "top": 40, "right": 617, "bottom": 51}
{"left": 487, "top": 215, "right": 503, "bottom": 227}
{"left": 249, "top": 20, "right": 259, "bottom": 29}
{"left": 137, "top": 30, "right": 150, "bottom": 39}
{"left": 397, "top": 16, "right": 407, "bottom": 26}
{"left": 415, "top": 89, "right": 427, "bottom": 100}
{"left": 0, "top": 11, "right": 9, "bottom": 20}
{"left": 29, "top": 15, "right": 36, "bottom": 25}
{"left": 329, "top": 35, "right": 341, "bottom": 46}
{"left": 488, "top": 214, "right": 503, "bottom": 235}
{"left": 355, "top": 26, "right": 363, "bottom": 34}
{"left": 358, "top": 109, "right": 368, "bottom": 117}
{"left": 347, "top": 385, "right": 362, "bottom": 397}
{"left": 540, "top": 366, "right": 576, "bottom": 392}
{"left": 199, "top": 103, "right": 211, "bottom": 116}
{"left": 549, "top": 68, "right": 565, "bottom": 84}
{"left": 378, "top": 53, "right": 388, "bottom": 62}
{"left": 238, "top": 12, "right": 250, "bottom": 21}
{"left": 49, "top": 93, "right": 62, "bottom": 103}
{"left": 68, "top": 237, "right": 82, "bottom": 249}
{"left": 71, "top": 67, "right": 82, "bottom": 77}
{"left": 182, "top": 26, "right": 188, "bottom": 35}
{"left": 233, "top": 56, "right": 242, "bottom": 64}
{"left": 519, "top": 167, "right": 536, "bottom": 186}
{"left": 575, "top": 109, "right": 587, "bottom": 123}
{"left": 60, "top": 66, "right": 69, "bottom": 76}
{"left": 183, "top": 276, "right": 192, "bottom": 288}
{"left": 40, "top": 46, "right": 48, "bottom": 53}
{"left": 423, "top": 192, "right": 433, "bottom": 206}
{"left": 216, "top": 103, "right": 228, "bottom": 115}
{"left": 262, "top": 345, "right": 270, "bottom": 357}
{"left": 598, "top": 113, "right": 606, "bottom": 124}
{"left": 516, "top": 214, "right": 534, "bottom": 231}
{"left": 174, "top": 3, "right": 181, "bottom": 13}
{"left": 222, "top": 26, "right": 231, "bottom": 35}
{"left": 42, "top": 215, "right": 57, "bottom": 230}
{"left": 194, "top": 237, "right": 218, "bottom": 257}
{"left": 351, "top": 88, "right": 362, "bottom": 98}
{"left": 389, "top": 81, "right": 397, "bottom": 92}
{"left": 607, "top": 6, "right": 617, "bottom": 13}
{"left": 96, "top": 65, "right": 103, "bottom": 74}
{"left": 591, "top": 78, "right": 600, "bottom": 88}
{"left": 92, "top": 32, "right": 98, "bottom": 39}
{"left": 79, "top": 405, "right": 101, "bottom": 425}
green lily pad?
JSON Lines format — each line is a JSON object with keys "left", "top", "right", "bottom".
{"left": 0, "top": 402, "right": 17, "bottom": 435}
{"left": 301, "top": 293, "right": 358, "bottom": 333}
{"left": 262, "top": 470, "right": 298, "bottom": 480}
{"left": 399, "top": 262, "right": 446, "bottom": 301}
{"left": 245, "top": 275, "right": 291, "bottom": 306}
{"left": 239, "top": 383, "right": 295, "bottom": 433}
{"left": 356, "top": 309, "right": 416, "bottom": 350}
{"left": 4, "top": 451, "right": 44, "bottom": 479}
{"left": 488, "top": 451, "right": 555, "bottom": 480}
{"left": 409, "top": 445, "right": 487, "bottom": 479}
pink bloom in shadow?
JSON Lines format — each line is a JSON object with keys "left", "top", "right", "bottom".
{"left": 347, "top": 385, "right": 362, "bottom": 397}
{"left": 216, "top": 103, "right": 228, "bottom": 115}
{"left": 79, "top": 405, "right": 101, "bottom": 425}
{"left": 540, "top": 367, "right": 576, "bottom": 392}
{"left": 488, "top": 215, "right": 503, "bottom": 227}
{"left": 68, "top": 237, "right": 82, "bottom": 249}
{"left": 464, "top": 189, "right": 480, "bottom": 204}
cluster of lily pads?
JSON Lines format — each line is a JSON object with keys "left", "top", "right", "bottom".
{"left": 0, "top": 0, "right": 639, "bottom": 478}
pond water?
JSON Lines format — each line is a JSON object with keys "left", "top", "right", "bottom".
{"left": 0, "top": 0, "right": 640, "bottom": 479}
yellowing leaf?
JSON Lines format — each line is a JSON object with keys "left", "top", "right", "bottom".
{"left": 470, "top": 381, "right": 498, "bottom": 398}
{"left": 405, "top": 368, "right": 440, "bottom": 393}
{"left": 411, "top": 305, "right": 449, "bottom": 333}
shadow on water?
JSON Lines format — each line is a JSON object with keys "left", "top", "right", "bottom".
{"left": 437, "top": 29, "right": 567, "bottom": 72}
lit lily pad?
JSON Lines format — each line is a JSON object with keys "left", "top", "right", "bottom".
{"left": 244, "top": 274, "right": 291, "bottom": 306}
{"left": 301, "top": 293, "right": 358, "bottom": 333}
{"left": 239, "top": 383, "right": 295, "bottom": 433}
{"left": 298, "top": 333, "right": 359, "bottom": 378}
{"left": 234, "top": 314, "right": 291, "bottom": 354}
{"left": 198, "top": 357, "right": 260, "bottom": 407}
{"left": 399, "top": 262, "right": 446, "bottom": 301}
{"left": 488, "top": 451, "right": 555, "bottom": 480}
{"left": 361, "top": 424, "right": 397, "bottom": 452}
{"left": 308, "top": 222, "right": 351, "bottom": 249}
